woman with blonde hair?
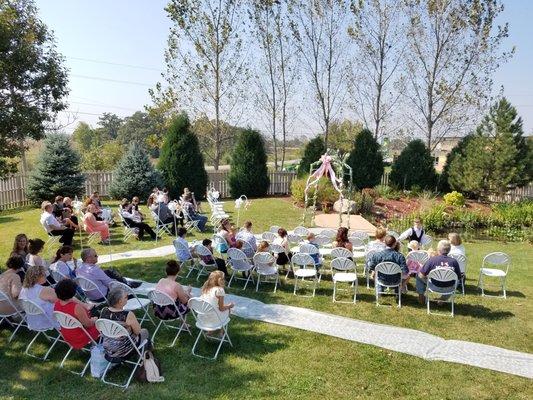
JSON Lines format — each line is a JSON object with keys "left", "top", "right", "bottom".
{"left": 448, "top": 232, "right": 465, "bottom": 255}
{"left": 83, "top": 204, "right": 110, "bottom": 244}
{"left": 19, "top": 265, "right": 59, "bottom": 330}
{"left": 199, "top": 271, "right": 234, "bottom": 335}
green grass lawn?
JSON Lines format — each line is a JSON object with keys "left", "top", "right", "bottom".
{"left": 0, "top": 198, "right": 532, "bottom": 399}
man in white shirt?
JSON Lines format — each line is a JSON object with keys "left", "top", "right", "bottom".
{"left": 235, "top": 221, "right": 257, "bottom": 253}
{"left": 398, "top": 218, "right": 429, "bottom": 246}
{"left": 40, "top": 201, "right": 75, "bottom": 245}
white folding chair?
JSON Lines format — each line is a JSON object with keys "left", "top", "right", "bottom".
{"left": 350, "top": 230, "right": 369, "bottom": 243}
{"left": 364, "top": 249, "right": 379, "bottom": 289}
{"left": 194, "top": 244, "right": 219, "bottom": 281}
{"left": 299, "top": 243, "right": 323, "bottom": 282}
{"left": 374, "top": 262, "right": 402, "bottom": 308}
{"left": 148, "top": 290, "right": 192, "bottom": 347}
{"left": 253, "top": 252, "right": 279, "bottom": 292}
{"left": 75, "top": 276, "right": 108, "bottom": 306}
{"left": 53, "top": 311, "right": 98, "bottom": 376}
{"left": 348, "top": 236, "right": 366, "bottom": 251}
{"left": 449, "top": 253, "right": 467, "bottom": 295}
{"left": 478, "top": 252, "right": 510, "bottom": 298}
{"left": 319, "top": 229, "right": 336, "bottom": 239}
{"left": 108, "top": 281, "right": 154, "bottom": 326}
{"left": 331, "top": 247, "right": 353, "bottom": 259}
{"left": 313, "top": 234, "right": 332, "bottom": 247}
{"left": 20, "top": 299, "right": 62, "bottom": 360}
{"left": 117, "top": 208, "right": 137, "bottom": 242}
{"left": 426, "top": 268, "right": 458, "bottom": 317}
{"left": 269, "top": 243, "right": 290, "bottom": 276}
{"left": 180, "top": 205, "right": 201, "bottom": 232}
{"left": 151, "top": 210, "right": 174, "bottom": 241}
{"left": 293, "top": 226, "right": 310, "bottom": 238}
{"left": 331, "top": 257, "right": 358, "bottom": 303}
{"left": 261, "top": 231, "right": 277, "bottom": 243}
{"left": 226, "top": 248, "right": 254, "bottom": 289}
{"left": 173, "top": 239, "right": 200, "bottom": 278}
{"left": 287, "top": 234, "right": 302, "bottom": 246}
{"left": 269, "top": 225, "right": 281, "bottom": 233}
{"left": 49, "top": 262, "right": 71, "bottom": 283}
{"left": 406, "top": 250, "right": 430, "bottom": 275}
{"left": 42, "top": 220, "right": 61, "bottom": 256}
{"left": 387, "top": 230, "right": 399, "bottom": 239}
{"left": 291, "top": 253, "right": 318, "bottom": 297}
{"left": 240, "top": 241, "right": 255, "bottom": 260}
{"left": 0, "top": 289, "right": 26, "bottom": 342}
{"left": 422, "top": 235, "right": 433, "bottom": 249}
{"left": 188, "top": 297, "right": 232, "bottom": 360}
{"left": 95, "top": 319, "right": 148, "bottom": 389}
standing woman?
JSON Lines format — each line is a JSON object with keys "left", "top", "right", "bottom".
{"left": 11, "top": 234, "right": 29, "bottom": 259}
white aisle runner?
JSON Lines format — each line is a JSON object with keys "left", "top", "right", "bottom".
{"left": 100, "top": 245, "right": 533, "bottom": 379}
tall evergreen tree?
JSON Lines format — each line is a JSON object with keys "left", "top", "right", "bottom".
{"left": 448, "top": 98, "right": 528, "bottom": 198}
{"left": 297, "top": 136, "right": 326, "bottom": 177}
{"left": 158, "top": 114, "right": 208, "bottom": 200}
{"left": 346, "top": 128, "right": 384, "bottom": 189}
{"left": 228, "top": 129, "right": 270, "bottom": 198}
{"left": 109, "top": 142, "right": 161, "bottom": 201}
{"left": 390, "top": 139, "right": 437, "bottom": 190}
{"left": 438, "top": 135, "right": 474, "bottom": 193}
{"left": 26, "top": 134, "right": 85, "bottom": 203}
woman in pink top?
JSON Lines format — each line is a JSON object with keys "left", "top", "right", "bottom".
{"left": 154, "top": 260, "right": 192, "bottom": 319}
{"left": 83, "top": 204, "right": 110, "bottom": 243}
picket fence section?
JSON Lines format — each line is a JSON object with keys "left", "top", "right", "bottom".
{"left": 1, "top": 169, "right": 529, "bottom": 210}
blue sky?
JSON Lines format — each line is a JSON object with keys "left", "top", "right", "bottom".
{"left": 35, "top": 0, "right": 533, "bottom": 135}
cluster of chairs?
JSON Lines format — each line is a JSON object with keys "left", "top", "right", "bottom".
{"left": 1, "top": 273, "right": 234, "bottom": 390}
{"left": 206, "top": 190, "right": 229, "bottom": 231}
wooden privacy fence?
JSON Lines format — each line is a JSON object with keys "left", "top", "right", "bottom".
{"left": 206, "top": 171, "right": 296, "bottom": 198}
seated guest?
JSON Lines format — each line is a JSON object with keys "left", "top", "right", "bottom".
{"left": 181, "top": 195, "right": 207, "bottom": 232}
{"left": 76, "top": 248, "right": 135, "bottom": 302}
{"left": 154, "top": 260, "right": 192, "bottom": 319}
{"left": 173, "top": 228, "right": 193, "bottom": 262}
{"left": 216, "top": 219, "right": 236, "bottom": 252}
{"left": 11, "top": 233, "right": 29, "bottom": 260}
{"left": 150, "top": 198, "right": 177, "bottom": 234}
{"left": 26, "top": 239, "right": 46, "bottom": 268}
{"left": 236, "top": 221, "right": 257, "bottom": 253}
{"left": 0, "top": 256, "right": 24, "bottom": 317}
{"left": 83, "top": 197, "right": 103, "bottom": 220}
{"left": 305, "top": 233, "right": 322, "bottom": 267}
{"left": 19, "top": 265, "right": 59, "bottom": 330}
{"left": 90, "top": 191, "right": 103, "bottom": 209}
{"left": 62, "top": 208, "right": 79, "bottom": 231}
{"left": 40, "top": 201, "right": 75, "bottom": 246}
{"left": 199, "top": 239, "right": 229, "bottom": 276}
{"left": 367, "top": 235, "right": 409, "bottom": 294}
{"left": 416, "top": 240, "right": 462, "bottom": 304}
{"left": 83, "top": 204, "right": 110, "bottom": 244}
{"left": 54, "top": 279, "right": 99, "bottom": 349}
{"left": 257, "top": 240, "right": 270, "bottom": 253}
{"left": 62, "top": 197, "right": 78, "bottom": 225}
{"left": 120, "top": 199, "right": 156, "bottom": 240}
{"left": 273, "top": 228, "right": 292, "bottom": 266}
{"left": 100, "top": 287, "right": 150, "bottom": 359}
{"left": 407, "top": 240, "right": 420, "bottom": 252}
{"left": 199, "top": 271, "right": 234, "bottom": 335}
{"left": 448, "top": 233, "right": 465, "bottom": 256}
{"left": 50, "top": 245, "right": 77, "bottom": 280}
{"left": 52, "top": 196, "right": 64, "bottom": 219}
{"left": 366, "top": 228, "right": 387, "bottom": 252}
{"left": 399, "top": 218, "right": 430, "bottom": 246}
{"left": 333, "top": 227, "right": 353, "bottom": 252}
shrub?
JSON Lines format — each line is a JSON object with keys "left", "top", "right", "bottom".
{"left": 443, "top": 191, "right": 466, "bottom": 207}
{"left": 297, "top": 137, "right": 325, "bottom": 177}
{"left": 390, "top": 139, "right": 438, "bottom": 190}
{"left": 158, "top": 114, "right": 208, "bottom": 200}
{"left": 291, "top": 176, "right": 339, "bottom": 206}
{"left": 228, "top": 129, "right": 270, "bottom": 198}
{"left": 346, "top": 128, "right": 383, "bottom": 189}
{"left": 361, "top": 188, "right": 379, "bottom": 200}
{"left": 353, "top": 191, "right": 375, "bottom": 215}
{"left": 374, "top": 184, "right": 401, "bottom": 200}
{"left": 26, "top": 134, "right": 85, "bottom": 203}
{"left": 109, "top": 142, "right": 161, "bottom": 201}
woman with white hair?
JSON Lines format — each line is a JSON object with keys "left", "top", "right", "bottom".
{"left": 100, "top": 287, "right": 149, "bottom": 359}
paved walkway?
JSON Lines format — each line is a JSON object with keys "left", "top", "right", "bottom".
{"left": 100, "top": 244, "right": 533, "bottom": 379}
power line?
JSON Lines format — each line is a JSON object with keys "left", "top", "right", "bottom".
{"left": 67, "top": 56, "right": 162, "bottom": 72}
{"left": 69, "top": 101, "right": 137, "bottom": 112}
{"left": 70, "top": 74, "right": 154, "bottom": 87}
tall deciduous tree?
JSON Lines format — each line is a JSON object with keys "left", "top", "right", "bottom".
{"left": 158, "top": 114, "right": 208, "bottom": 200}
{"left": 346, "top": 128, "right": 384, "bottom": 189}
{"left": 328, "top": 119, "right": 363, "bottom": 156}
{"left": 228, "top": 129, "right": 270, "bottom": 197}
{"left": 250, "top": 0, "right": 297, "bottom": 170}
{"left": 349, "top": 0, "right": 404, "bottom": 140}
{"left": 448, "top": 98, "right": 530, "bottom": 198}
{"left": 26, "top": 134, "right": 85, "bottom": 203}
{"left": 97, "top": 113, "right": 123, "bottom": 141}
{"left": 0, "top": 0, "right": 69, "bottom": 177}
{"left": 289, "top": 0, "right": 349, "bottom": 148}
{"left": 159, "top": 0, "right": 248, "bottom": 170}
{"left": 404, "top": 0, "right": 512, "bottom": 150}
{"left": 297, "top": 136, "right": 326, "bottom": 177}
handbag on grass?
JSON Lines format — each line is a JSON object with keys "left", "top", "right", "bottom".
{"left": 136, "top": 350, "right": 164, "bottom": 383}
{"left": 90, "top": 344, "right": 108, "bottom": 378}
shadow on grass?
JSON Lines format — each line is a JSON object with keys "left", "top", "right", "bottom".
{"left": 0, "top": 215, "right": 19, "bottom": 224}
